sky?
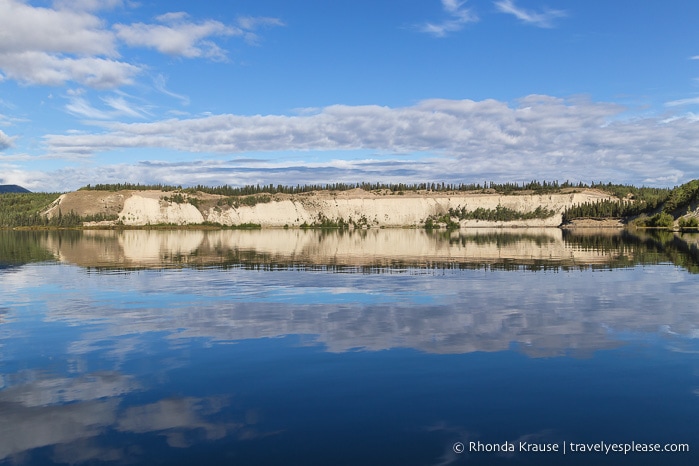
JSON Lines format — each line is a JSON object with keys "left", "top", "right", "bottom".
{"left": 0, "top": 0, "right": 698, "bottom": 192}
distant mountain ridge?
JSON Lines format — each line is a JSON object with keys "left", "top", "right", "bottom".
{"left": 0, "top": 185, "right": 30, "bottom": 193}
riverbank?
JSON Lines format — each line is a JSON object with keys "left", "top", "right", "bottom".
{"left": 42, "top": 188, "right": 614, "bottom": 229}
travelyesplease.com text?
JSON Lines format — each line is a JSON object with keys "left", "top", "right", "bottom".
{"left": 453, "top": 440, "right": 690, "bottom": 455}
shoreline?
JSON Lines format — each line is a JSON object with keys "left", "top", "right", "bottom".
{"left": 4, "top": 224, "right": 697, "bottom": 232}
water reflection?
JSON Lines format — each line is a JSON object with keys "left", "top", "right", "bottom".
{"left": 1, "top": 229, "right": 698, "bottom": 465}
{"left": 17, "top": 266, "right": 695, "bottom": 358}
{"left": 1, "top": 228, "right": 698, "bottom": 272}
{"left": 0, "top": 386, "right": 255, "bottom": 464}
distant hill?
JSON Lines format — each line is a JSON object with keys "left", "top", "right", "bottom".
{"left": 0, "top": 185, "right": 31, "bottom": 193}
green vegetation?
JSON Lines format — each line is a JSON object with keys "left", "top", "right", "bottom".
{"left": 300, "top": 213, "right": 370, "bottom": 229}
{"left": 217, "top": 195, "right": 271, "bottom": 208}
{"left": 1, "top": 192, "right": 59, "bottom": 227}
{"left": 425, "top": 205, "right": 556, "bottom": 230}
{"left": 12, "top": 209, "right": 117, "bottom": 228}
{"left": 562, "top": 183, "right": 673, "bottom": 223}
{"left": 162, "top": 193, "right": 186, "bottom": 203}
{"left": 160, "top": 193, "right": 201, "bottom": 208}
{"left": 12, "top": 179, "right": 698, "bottom": 230}
{"left": 450, "top": 205, "right": 556, "bottom": 221}
{"left": 561, "top": 180, "right": 697, "bottom": 229}
{"left": 662, "top": 179, "right": 699, "bottom": 214}
{"left": 592, "top": 183, "right": 670, "bottom": 208}
{"left": 562, "top": 200, "right": 641, "bottom": 222}
{"left": 76, "top": 180, "right": 682, "bottom": 203}
{"left": 0, "top": 192, "right": 118, "bottom": 228}
{"left": 678, "top": 216, "right": 699, "bottom": 230}
{"left": 564, "top": 200, "right": 681, "bottom": 230}
{"left": 637, "top": 212, "right": 675, "bottom": 229}
{"left": 78, "top": 179, "right": 601, "bottom": 196}
{"left": 424, "top": 215, "right": 459, "bottom": 230}
{"left": 0, "top": 192, "right": 60, "bottom": 226}
{"left": 80, "top": 183, "right": 181, "bottom": 192}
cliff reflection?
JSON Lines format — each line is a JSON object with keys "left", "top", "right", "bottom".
{"left": 0, "top": 228, "right": 695, "bottom": 272}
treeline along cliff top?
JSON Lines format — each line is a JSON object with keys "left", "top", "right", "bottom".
{"left": 0, "top": 180, "right": 697, "bottom": 230}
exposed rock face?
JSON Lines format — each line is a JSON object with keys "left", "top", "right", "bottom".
{"left": 120, "top": 193, "right": 204, "bottom": 225}
{"left": 44, "top": 188, "right": 614, "bottom": 228}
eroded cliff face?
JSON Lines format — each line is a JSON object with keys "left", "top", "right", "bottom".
{"left": 44, "top": 188, "right": 614, "bottom": 227}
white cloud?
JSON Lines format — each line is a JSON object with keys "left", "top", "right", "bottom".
{"left": 236, "top": 16, "right": 285, "bottom": 45}
{"left": 0, "top": 0, "right": 117, "bottom": 56}
{"left": 0, "top": 0, "right": 135, "bottom": 87}
{"left": 41, "top": 96, "right": 625, "bottom": 155}
{"left": 153, "top": 74, "right": 190, "bottom": 106}
{"left": 666, "top": 96, "right": 699, "bottom": 107}
{"left": 66, "top": 96, "right": 111, "bottom": 119}
{"left": 65, "top": 93, "right": 147, "bottom": 119}
{"left": 419, "top": 0, "right": 478, "bottom": 37}
{"left": 102, "top": 95, "right": 148, "bottom": 118}
{"left": 5, "top": 157, "right": 447, "bottom": 192}
{"left": 114, "top": 13, "right": 284, "bottom": 58}
{"left": 39, "top": 95, "right": 699, "bottom": 188}
{"left": 0, "top": 129, "right": 14, "bottom": 150}
{"left": 0, "top": 164, "right": 62, "bottom": 191}
{"left": 0, "top": 51, "right": 140, "bottom": 88}
{"left": 53, "top": 0, "right": 125, "bottom": 12}
{"left": 236, "top": 16, "right": 285, "bottom": 31}
{"left": 114, "top": 15, "right": 238, "bottom": 60}
{"left": 155, "top": 11, "right": 189, "bottom": 23}
{"left": 494, "top": 0, "right": 566, "bottom": 28}
{"left": 0, "top": 1, "right": 282, "bottom": 87}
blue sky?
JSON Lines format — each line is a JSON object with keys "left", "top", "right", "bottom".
{"left": 1, "top": 0, "right": 698, "bottom": 191}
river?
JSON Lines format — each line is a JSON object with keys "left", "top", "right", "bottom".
{"left": 0, "top": 229, "right": 697, "bottom": 465}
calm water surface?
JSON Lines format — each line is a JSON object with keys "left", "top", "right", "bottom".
{"left": 1, "top": 229, "right": 698, "bottom": 465}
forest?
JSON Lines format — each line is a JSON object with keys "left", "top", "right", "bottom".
{"left": 0, "top": 192, "right": 116, "bottom": 228}
{"left": 79, "top": 180, "right": 599, "bottom": 196}
{"left": 561, "top": 180, "right": 698, "bottom": 224}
